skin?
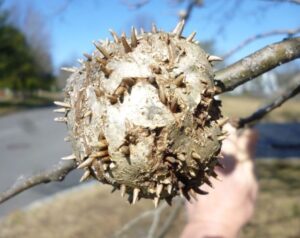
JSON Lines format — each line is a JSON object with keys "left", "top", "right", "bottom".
{"left": 180, "top": 124, "right": 258, "bottom": 238}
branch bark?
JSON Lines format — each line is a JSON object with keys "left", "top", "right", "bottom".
{"left": 215, "top": 37, "right": 300, "bottom": 94}
{"left": 236, "top": 76, "right": 300, "bottom": 128}
{"left": 0, "top": 160, "right": 77, "bottom": 205}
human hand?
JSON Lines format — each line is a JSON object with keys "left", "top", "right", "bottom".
{"left": 180, "top": 124, "right": 259, "bottom": 238}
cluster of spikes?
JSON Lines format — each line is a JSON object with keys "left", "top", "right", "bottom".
{"left": 54, "top": 20, "right": 228, "bottom": 208}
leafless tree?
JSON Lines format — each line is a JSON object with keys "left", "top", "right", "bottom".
{"left": 8, "top": 1, "right": 53, "bottom": 74}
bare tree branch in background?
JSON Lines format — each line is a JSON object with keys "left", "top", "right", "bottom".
{"left": 215, "top": 37, "right": 300, "bottom": 94}
{"left": 157, "top": 199, "right": 184, "bottom": 238}
{"left": 214, "top": 0, "right": 242, "bottom": 35}
{"left": 146, "top": 203, "right": 166, "bottom": 238}
{"left": 121, "top": 0, "right": 150, "bottom": 10}
{"left": 178, "top": 0, "right": 203, "bottom": 22}
{"left": 114, "top": 198, "right": 184, "bottom": 238}
{"left": 50, "top": 0, "right": 76, "bottom": 16}
{"left": 0, "top": 160, "right": 76, "bottom": 205}
{"left": 176, "top": 0, "right": 242, "bottom": 34}
{"left": 223, "top": 27, "right": 300, "bottom": 58}
{"left": 235, "top": 74, "right": 300, "bottom": 128}
{"left": 261, "top": 0, "right": 300, "bottom": 5}
{"left": 8, "top": 2, "right": 53, "bottom": 74}
{"left": 114, "top": 202, "right": 168, "bottom": 237}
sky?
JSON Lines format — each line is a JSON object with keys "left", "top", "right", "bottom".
{"left": 3, "top": 0, "right": 300, "bottom": 73}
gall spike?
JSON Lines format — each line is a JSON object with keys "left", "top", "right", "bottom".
{"left": 121, "top": 33, "right": 132, "bottom": 53}
{"left": 120, "top": 184, "right": 126, "bottom": 197}
{"left": 132, "top": 188, "right": 140, "bottom": 204}
{"left": 131, "top": 27, "right": 138, "bottom": 48}
{"left": 173, "top": 19, "right": 185, "bottom": 37}
{"left": 61, "top": 154, "right": 76, "bottom": 160}
{"left": 79, "top": 170, "right": 91, "bottom": 182}
{"left": 61, "top": 67, "right": 76, "bottom": 73}
{"left": 186, "top": 31, "right": 196, "bottom": 42}
{"left": 109, "top": 29, "right": 120, "bottom": 43}
{"left": 93, "top": 41, "right": 111, "bottom": 59}
{"left": 207, "top": 55, "right": 223, "bottom": 62}
{"left": 77, "top": 157, "right": 94, "bottom": 169}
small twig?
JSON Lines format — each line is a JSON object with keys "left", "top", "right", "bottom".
{"left": 50, "top": 0, "right": 75, "bottom": 16}
{"left": 215, "top": 37, "right": 300, "bottom": 94}
{"left": 114, "top": 202, "right": 168, "bottom": 238}
{"left": 214, "top": 0, "right": 242, "bottom": 35}
{"left": 261, "top": 0, "right": 300, "bottom": 5}
{"left": 223, "top": 27, "right": 300, "bottom": 58}
{"left": 157, "top": 198, "right": 184, "bottom": 238}
{"left": 178, "top": 0, "right": 203, "bottom": 23}
{"left": 236, "top": 76, "right": 300, "bottom": 128}
{"left": 0, "top": 160, "right": 77, "bottom": 205}
{"left": 147, "top": 204, "right": 165, "bottom": 238}
{"left": 121, "top": 0, "right": 150, "bottom": 9}
{"left": 114, "top": 209, "right": 154, "bottom": 237}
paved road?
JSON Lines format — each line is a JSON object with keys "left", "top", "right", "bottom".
{"left": 0, "top": 107, "right": 81, "bottom": 217}
{"left": 0, "top": 108, "right": 299, "bottom": 217}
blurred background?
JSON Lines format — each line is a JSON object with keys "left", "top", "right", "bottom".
{"left": 0, "top": 0, "right": 299, "bottom": 237}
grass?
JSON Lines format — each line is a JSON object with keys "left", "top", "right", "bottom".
{"left": 240, "top": 160, "right": 300, "bottom": 238}
{"left": 0, "top": 159, "right": 299, "bottom": 238}
{"left": 221, "top": 95, "right": 300, "bottom": 123}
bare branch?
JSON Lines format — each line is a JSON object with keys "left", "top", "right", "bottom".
{"left": 261, "top": 0, "right": 300, "bottom": 5}
{"left": 50, "top": 0, "right": 76, "bottom": 16}
{"left": 223, "top": 27, "right": 300, "bottom": 58}
{"left": 235, "top": 76, "right": 300, "bottom": 128}
{"left": 214, "top": 37, "right": 300, "bottom": 94}
{"left": 121, "top": 0, "right": 150, "bottom": 10}
{"left": 0, "top": 160, "right": 77, "bottom": 205}
{"left": 178, "top": 0, "right": 203, "bottom": 22}
{"left": 214, "top": 0, "right": 243, "bottom": 35}
{"left": 114, "top": 209, "right": 154, "bottom": 237}
{"left": 147, "top": 205, "right": 163, "bottom": 238}
{"left": 157, "top": 199, "right": 184, "bottom": 238}
{"left": 114, "top": 202, "right": 168, "bottom": 237}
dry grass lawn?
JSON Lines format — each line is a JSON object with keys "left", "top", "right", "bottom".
{"left": 221, "top": 95, "right": 300, "bottom": 123}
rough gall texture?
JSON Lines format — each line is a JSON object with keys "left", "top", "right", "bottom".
{"left": 55, "top": 21, "right": 226, "bottom": 206}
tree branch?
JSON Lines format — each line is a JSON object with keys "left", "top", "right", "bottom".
{"left": 114, "top": 202, "right": 168, "bottom": 238}
{"left": 223, "top": 27, "right": 300, "bottom": 58}
{"left": 0, "top": 160, "right": 77, "bottom": 205}
{"left": 147, "top": 204, "right": 164, "bottom": 238}
{"left": 121, "top": 0, "right": 150, "bottom": 10}
{"left": 214, "top": 37, "right": 300, "bottom": 94}
{"left": 50, "top": 0, "right": 75, "bottom": 16}
{"left": 157, "top": 199, "right": 184, "bottom": 238}
{"left": 235, "top": 76, "right": 300, "bottom": 128}
{"left": 178, "top": 0, "right": 203, "bottom": 23}
{"left": 261, "top": 0, "right": 300, "bottom": 5}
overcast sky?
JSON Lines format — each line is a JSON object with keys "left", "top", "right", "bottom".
{"left": 3, "top": 0, "right": 300, "bottom": 72}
